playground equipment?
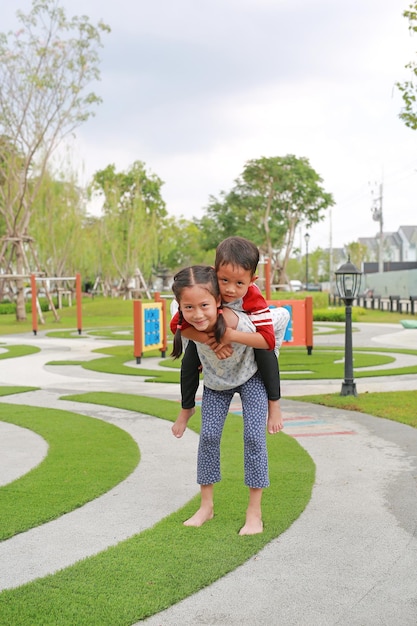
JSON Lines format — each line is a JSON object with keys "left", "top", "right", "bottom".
{"left": 133, "top": 293, "right": 168, "bottom": 363}
{"left": 267, "top": 297, "right": 313, "bottom": 354}
{"left": 30, "top": 273, "right": 83, "bottom": 335}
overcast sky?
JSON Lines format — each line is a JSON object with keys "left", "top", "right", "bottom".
{"left": 3, "top": 0, "right": 417, "bottom": 253}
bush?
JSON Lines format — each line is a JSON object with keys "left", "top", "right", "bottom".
{"left": 313, "top": 307, "right": 361, "bottom": 322}
{"left": 0, "top": 297, "right": 64, "bottom": 316}
{"left": 0, "top": 302, "right": 16, "bottom": 315}
{"left": 270, "top": 291, "right": 329, "bottom": 309}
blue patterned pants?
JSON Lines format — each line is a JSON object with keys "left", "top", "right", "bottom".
{"left": 198, "top": 372, "right": 269, "bottom": 488}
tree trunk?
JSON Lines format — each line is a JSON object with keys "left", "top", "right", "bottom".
{"left": 15, "top": 242, "right": 27, "bottom": 322}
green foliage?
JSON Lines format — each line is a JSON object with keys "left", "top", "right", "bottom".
{"left": 396, "top": 2, "right": 417, "bottom": 129}
{"left": 0, "top": 301, "right": 16, "bottom": 315}
{"left": 30, "top": 170, "right": 85, "bottom": 277}
{"left": 312, "top": 307, "right": 361, "bottom": 322}
{"left": 89, "top": 161, "right": 166, "bottom": 287}
{"left": 197, "top": 155, "right": 334, "bottom": 284}
{"left": 344, "top": 241, "right": 369, "bottom": 269}
{"left": 0, "top": 0, "right": 110, "bottom": 321}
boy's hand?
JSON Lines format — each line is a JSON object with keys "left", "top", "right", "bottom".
{"left": 205, "top": 334, "right": 234, "bottom": 359}
{"left": 214, "top": 344, "right": 234, "bottom": 359}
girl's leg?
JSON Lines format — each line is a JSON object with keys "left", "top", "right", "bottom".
{"left": 239, "top": 374, "right": 269, "bottom": 535}
{"left": 239, "top": 487, "right": 263, "bottom": 536}
{"left": 184, "top": 484, "right": 214, "bottom": 527}
{"left": 197, "top": 386, "right": 233, "bottom": 485}
{"left": 185, "top": 386, "right": 233, "bottom": 527}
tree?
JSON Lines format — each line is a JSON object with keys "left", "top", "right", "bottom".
{"left": 345, "top": 241, "right": 369, "bottom": 271}
{"left": 0, "top": 0, "right": 110, "bottom": 319}
{"left": 198, "top": 155, "right": 334, "bottom": 284}
{"left": 90, "top": 161, "right": 167, "bottom": 296}
{"left": 30, "top": 169, "right": 85, "bottom": 277}
{"left": 397, "top": 2, "right": 417, "bottom": 129}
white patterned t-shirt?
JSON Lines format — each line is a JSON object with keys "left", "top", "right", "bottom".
{"left": 194, "top": 310, "right": 257, "bottom": 391}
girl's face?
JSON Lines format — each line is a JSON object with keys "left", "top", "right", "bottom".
{"left": 179, "top": 285, "right": 220, "bottom": 332}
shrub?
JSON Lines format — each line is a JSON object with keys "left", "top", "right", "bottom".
{"left": 313, "top": 307, "right": 360, "bottom": 322}
{"left": 0, "top": 302, "right": 16, "bottom": 315}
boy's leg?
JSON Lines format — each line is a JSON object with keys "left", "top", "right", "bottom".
{"left": 181, "top": 341, "right": 201, "bottom": 408}
{"left": 254, "top": 349, "right": 283, "bottom": 434}
{"left": 172, "top": 341, "right": 201, "bottom": 438}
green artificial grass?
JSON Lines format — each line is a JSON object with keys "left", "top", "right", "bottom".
{"left": 292, "top": 390, "right": 417, "bottom": 429}
{"left": 0, "top": 404, "right": 139, "bottom": 541}
{"left": 0, "top": 345, "right": 40, "bottom": 359}
{"left": 0, "top": 386, "right": 38, "bottom": 396}
{"left": 48, "top": 344, "right": 179, "bottom": 383}
{"left": 46, "top": 327, "right": 135, "bottom": 340}
{"left": 47, "top": 343, "right": 417, "bottom": 382}
{"left": 0, "top": 394, "right": 315, "bottom": 624}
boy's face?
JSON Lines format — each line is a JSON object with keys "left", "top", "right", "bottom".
{"left": 216, "top": 263, "right": 255, "bottom": 303}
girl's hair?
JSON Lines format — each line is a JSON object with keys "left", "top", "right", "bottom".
{"left": 171, "top": 265, "right": 227, "bottom": 359}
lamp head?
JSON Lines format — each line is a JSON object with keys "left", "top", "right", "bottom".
{"left": 335, "top": 256, "right": 362, "bottom": 303}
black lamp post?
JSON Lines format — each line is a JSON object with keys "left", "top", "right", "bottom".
{"left": 304, "top": 232, "right": 310, "bottom": 290}
{"left": 335, "top": 257, "right": 362, "bottom": 396}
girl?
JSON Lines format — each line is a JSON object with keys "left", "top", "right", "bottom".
{"left": 171, "top": 265, "right": 278, "bottom": 536}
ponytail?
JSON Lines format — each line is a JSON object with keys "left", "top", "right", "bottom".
{"left": 171, "top": 309, "right": 185, "bottom": 359}
{"left": 214, "top": 307, "right": 226, "bottom": 343}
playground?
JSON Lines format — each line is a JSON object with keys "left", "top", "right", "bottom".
{"left": 0, "top": 310, "right": 416, "bottom": 624}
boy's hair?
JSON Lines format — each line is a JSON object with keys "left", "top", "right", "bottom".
{"left": 215, "top": 236, "right": 259, "bottom": 276}
{"left": 170, "top": 265, "right": 226, "bottom": 359}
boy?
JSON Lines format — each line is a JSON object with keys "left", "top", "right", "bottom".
{"left": 170, "top": 236, "right": 290, "bottom": 436}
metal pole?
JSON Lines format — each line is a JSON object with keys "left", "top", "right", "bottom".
{"left": 341, "top": 301, "right": 357, "bottom": 396}
{"left": 305, "top": 237, "right": 309, "bottom": 290}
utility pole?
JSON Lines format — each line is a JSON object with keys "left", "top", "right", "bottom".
{"left": 371, "top": 182, "right": 384, "bottom": 273}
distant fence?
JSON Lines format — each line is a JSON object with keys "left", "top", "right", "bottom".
{"left": 329, "top": 294, "right": 417, "bottom": 315}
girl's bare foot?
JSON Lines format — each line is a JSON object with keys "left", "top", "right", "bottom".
{"left": 267, "top": 401, "right": 283, "bottom": 434}
{"left": 239, "top": 512, "right": 263, "bottom": 535}
{"left": 172, "top": 407, "right": 195, "bottom": 438}
{"left": 183, "top": 505, "right": 214, "bottom": 527}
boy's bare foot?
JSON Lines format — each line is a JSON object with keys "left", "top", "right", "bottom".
{"left": 183, "top": 505, "right": 214, "bottom": 527}
{"left": 172, "top": 407, "right": 195, "bottom": 438}
{"left": 239, "top": 512, "right": 264, "bottom": 535}
{"left": 267, "top": 400, "right": 283, "bottom": 434}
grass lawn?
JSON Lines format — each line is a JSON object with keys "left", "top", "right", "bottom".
{"left": 291, "top": 390, "right": 417, "bottom": 429}
{"left": 0, "top": 393, "right": 314, "bottom": 625}
{"left": 47, "top": 342, "right": 417, "bottom": 383}
{"left": 0, "top": 345, "right": 40, "bottom": 359}
{"left": 0, "top": 402, "right": 139, "bottom": 540}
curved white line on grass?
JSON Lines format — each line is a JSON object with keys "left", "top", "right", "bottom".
{"left": 0, "top": 422, "right": 48, "bottom": 487}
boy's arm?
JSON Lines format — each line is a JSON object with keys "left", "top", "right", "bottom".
{"left": 170, "top": 311, "right": 232, "bottom": 357}
{"left": 170, "top": 310, "right": 193, "bottom": 334}
{"left": 220, "top": 326, "right": 269, "bottom": 349}
{"left": 240, "top": 285, "right": 275, "bottom": 350}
